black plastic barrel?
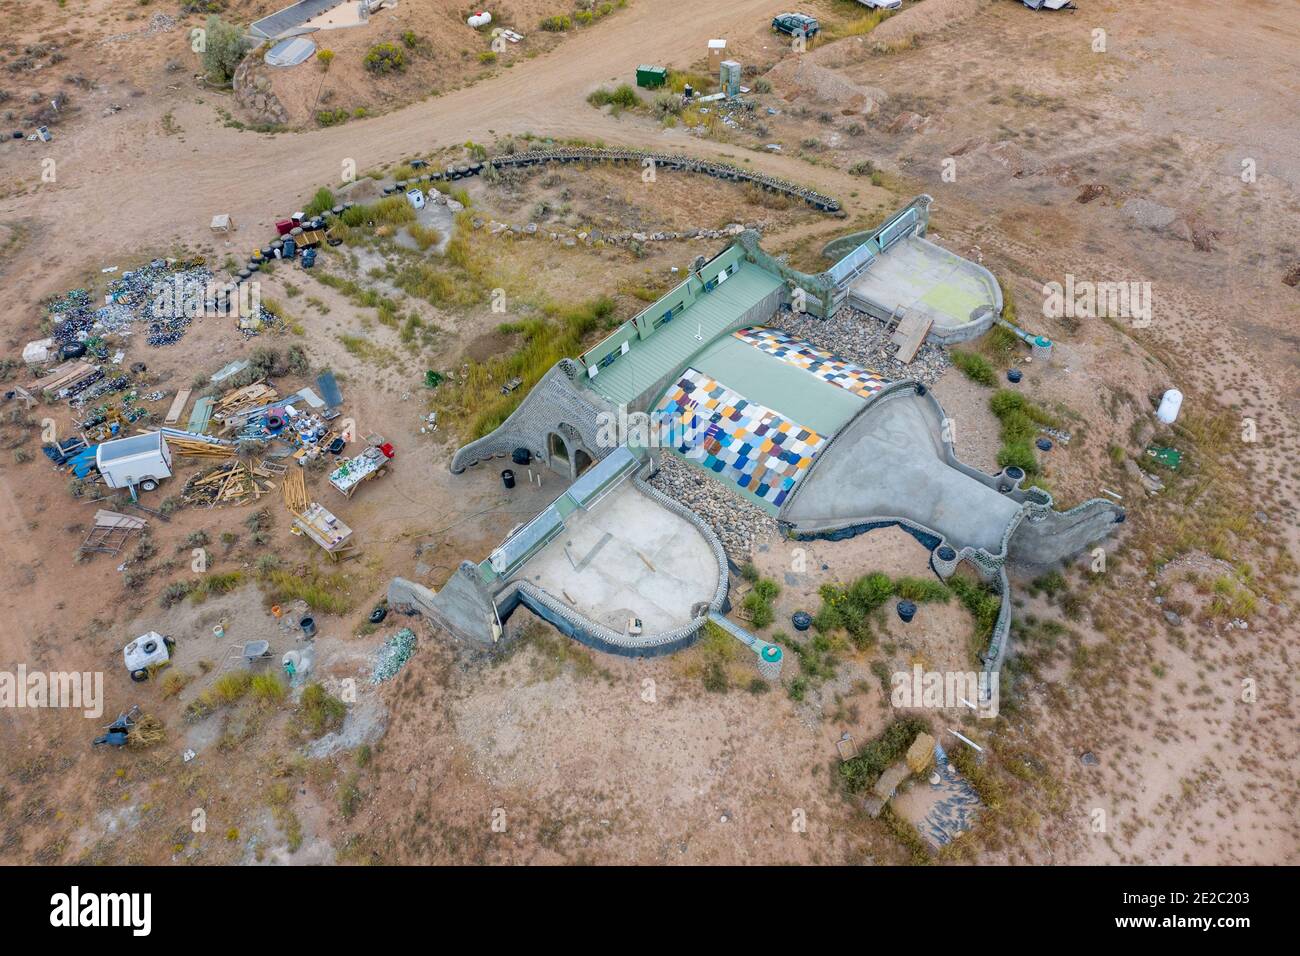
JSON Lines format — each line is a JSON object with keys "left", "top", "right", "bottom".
{"left": 300, "top": 616, "right": 316, "bottom": 637}
{"left": 896, "top": 600, "right": 917, "bottom": 623}
{"left": 792, "top": 611, "right": 812, "bottom": 632}
{"left": 501, "top": 469, "right": 516, "bottom": 489}
{"left": 511, "top": 447, "right": 532, "bottom": 465}
{"left": 1007, "top": 368, "right": 1023, "bottom": 383}
{"left": 1036, "top": 437, "right": 1053, "bottom": 451}
{"left": 1006, "top": 466, "right": 1025, "bottom": 481}
{"left": 937, "top": 546, "right": 956, "bottom": 562}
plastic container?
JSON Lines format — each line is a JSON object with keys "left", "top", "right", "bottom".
{"left": 1156, "top": 388, "right": 1182, "bottom": 425}
{"left": 501, "top": 469, "right": 516, "bottom": 489}
{"left": 300, "top": 616, "right": 317, "bottom": 638}
{"left": 512, "top": 447, "right": 532, "bottom": 465}
{"left": 1036, "top": 437, "right": 1053, "bottom": 451}
{"left": 1007, "top": 368, "right": 1023, "bottom": 384}
{"left": 791, "top": 610, "right": 812, "bottom": 632}
{"left": 896, "top": 600, "right": 917, "bottom": 623}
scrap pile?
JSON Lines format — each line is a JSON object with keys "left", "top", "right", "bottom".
{"left": 81, "top": 509, "right": 148, "bottom": 556}
{"left": 181, "top": 458, "right": 281, "bottom": 507}
{"left": 29, "top": 360, "right": 101, "bottom": 400}
{"left": 210, "top": 381, "right": 279, "bottom": 431}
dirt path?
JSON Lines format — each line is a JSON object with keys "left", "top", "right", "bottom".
{"left": 0, "top": 0, "right": 874, "bottom": 279}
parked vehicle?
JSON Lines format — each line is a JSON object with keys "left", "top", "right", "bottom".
{"left": 772, "top": 13, "right": 820, "bottom": 38}
{"left": 858, "top": 0, "right": 902, "bottom": 9}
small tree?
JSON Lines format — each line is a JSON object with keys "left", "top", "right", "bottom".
{"left": 317, "top": 48, "right": 335, "bottom": 71}
{"left": 202, "top": 15, "right": 250, "bottom": 85}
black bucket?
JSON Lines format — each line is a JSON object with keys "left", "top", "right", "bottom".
{"left": 1007, "top": 368, "right": 1023, "bottom": 384}
{"left": 896, "top": 600, "right": 917, "bottom": 624}
{"left": 300, "top": 616, "right": 317, "bottom": 637}
{"left": 501, "top": 469, "right": 516, "bottom": 489}
{"left": 791, "top": 611, "right": 812, "bottom": 632}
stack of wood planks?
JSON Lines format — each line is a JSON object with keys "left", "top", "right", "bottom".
{"left": 29, "top": 360, "right": 97, "bottom": 396}
{"left": 182, "top": 458, "right": 280, "bottom": 507}
{"left": 281, "top": 465, "right": 309, "bottom": 515}
{"left": 166, "top": 435, "right": 236, "bottom": 460}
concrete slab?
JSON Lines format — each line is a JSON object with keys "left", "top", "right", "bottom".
{"left": 848, "top": 235, "right": 997, "bottom": 333}
{"left": 508, "top": 483, "right": 718, "bottom": 633}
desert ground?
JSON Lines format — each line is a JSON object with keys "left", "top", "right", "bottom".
{"left": 0, "top": 0, "right": 1295, "bottom": 865}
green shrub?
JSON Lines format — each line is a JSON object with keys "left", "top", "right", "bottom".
{"left": 952, "top": 350, "right": 996, "bottom": 386}
{"left": 296, "top": 683, "right": 346, "bottom": 737}
{"left": 838, "top": 716, "right": 931, "bottom": 793}
{"left": 364, "top": 42, "right": 406, "bottom": 74}
{"left": 540, "top": 14, "right": 571, "bottom": 31}
{"left": 304, "top": 187, "right": 335, "bottom": 217}
{"left": 587, "top": 83, "right": 640, "bottom": 109}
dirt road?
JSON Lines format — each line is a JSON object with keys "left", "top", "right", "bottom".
{"left": 0, "top": 0, "right": 871, "bottom": 277}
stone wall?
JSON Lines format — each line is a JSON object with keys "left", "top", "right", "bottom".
{"left": 233, "top": 56, "right": 289, "bottom": 128}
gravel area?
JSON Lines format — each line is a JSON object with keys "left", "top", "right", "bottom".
{"left": 647, "top": 454, "right": 776, "bottom": 563}
{"left": 767, "top": 306, "right": 952, "bottom": 385}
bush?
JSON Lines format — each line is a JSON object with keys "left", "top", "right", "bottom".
{"left": 297, "top": 682, "right": 346, "bottom": 737}
{"left": 201, "top": 15, "right": 250, "bottom": 85}
{"left": 317, "top": 48, "right": 334, "bottom": 71}
{"left": 587, "top": 83, "right": 640, "bottom": 109}
{"left": 838, "top": 716, "right": 930, "bottom": 793}
{"left": 478, "top": 50, "right": 497, "bottom": 64}
{"left": 364, "top": 42, "right": 406, "bottom": 74}
{"left": 540, "top": 14, "right": 571, "bottom": 31}
{"left": 304, "top": 187, "right": 335, "bottom": 218}
{"left": 952, "top": 350, "right": 996, "bottom": 386}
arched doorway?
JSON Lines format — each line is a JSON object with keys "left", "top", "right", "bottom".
{"left": 547, "top": 432, "right": 570, "bottom": 477}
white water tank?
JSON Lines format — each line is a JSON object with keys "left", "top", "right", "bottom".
{"left": 467, "top": 11, "right": 492, "bottom": 28}
{"left": 1156, "top": 388, "right": 1183, "bottom": 425}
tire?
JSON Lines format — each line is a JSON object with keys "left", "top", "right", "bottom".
{"left": 130, "top": 669, "right": 149, "bottom": 683}
{"left": 140, "top": 479, "right": 158, "bottom": 491}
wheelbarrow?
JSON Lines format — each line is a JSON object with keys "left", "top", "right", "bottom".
{"left": 92, "top": 705, "right": 141, "bottom": 747}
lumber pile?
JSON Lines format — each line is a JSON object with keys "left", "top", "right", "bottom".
{"left": 167, "top": 436, "right": 237, "bottom": 460}
{"left": 182, "top": 458, "right": 279, "bottom": 506}
{"left": 281, "top": 465, "right": 309, "bottom": 515}
{"left": 29, "top": 360, "right": 97, "bottom": 395}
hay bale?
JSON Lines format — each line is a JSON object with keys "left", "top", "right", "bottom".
{"left": 906, "top": 732, "right": 936, "bottom": 775}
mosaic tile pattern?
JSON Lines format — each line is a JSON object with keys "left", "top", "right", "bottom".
{"left": 653, "top": 368, "right": 824, "bottom": 509}
{"left": 733, "top": 326, "right": 889, "bottom": 398}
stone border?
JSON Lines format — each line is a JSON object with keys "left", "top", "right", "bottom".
{"left": 386, "top": 146, "right": 843, "bottom": 213}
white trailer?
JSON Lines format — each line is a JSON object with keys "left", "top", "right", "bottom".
{"left": 96, "top": 431, "right": 172, "bottom": 492}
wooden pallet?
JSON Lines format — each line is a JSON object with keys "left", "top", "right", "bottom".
{"left": 891, "top": 310, "right": 933, "bottom": 364}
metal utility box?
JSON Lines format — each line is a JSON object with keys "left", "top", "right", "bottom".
{"left": 636, "top": 65, "right": 667, "bottom": 89}
{"left": 96, "top": 431, "right": 172, "bottom": 491}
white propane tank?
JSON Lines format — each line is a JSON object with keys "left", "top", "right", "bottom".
{"left": 1156, "top": 388, "right": 1183, "bottom": 425}
{"left": 467, "top": 11, "right": 492, "bottom": 28}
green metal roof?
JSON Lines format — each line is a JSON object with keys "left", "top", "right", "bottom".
{"left": 585, "top": 264, "right": 784, "bottom": 406}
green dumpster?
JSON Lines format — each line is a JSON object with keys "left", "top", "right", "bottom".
{"left": 636, "top": 65, "right": 667, "bottom": 89}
